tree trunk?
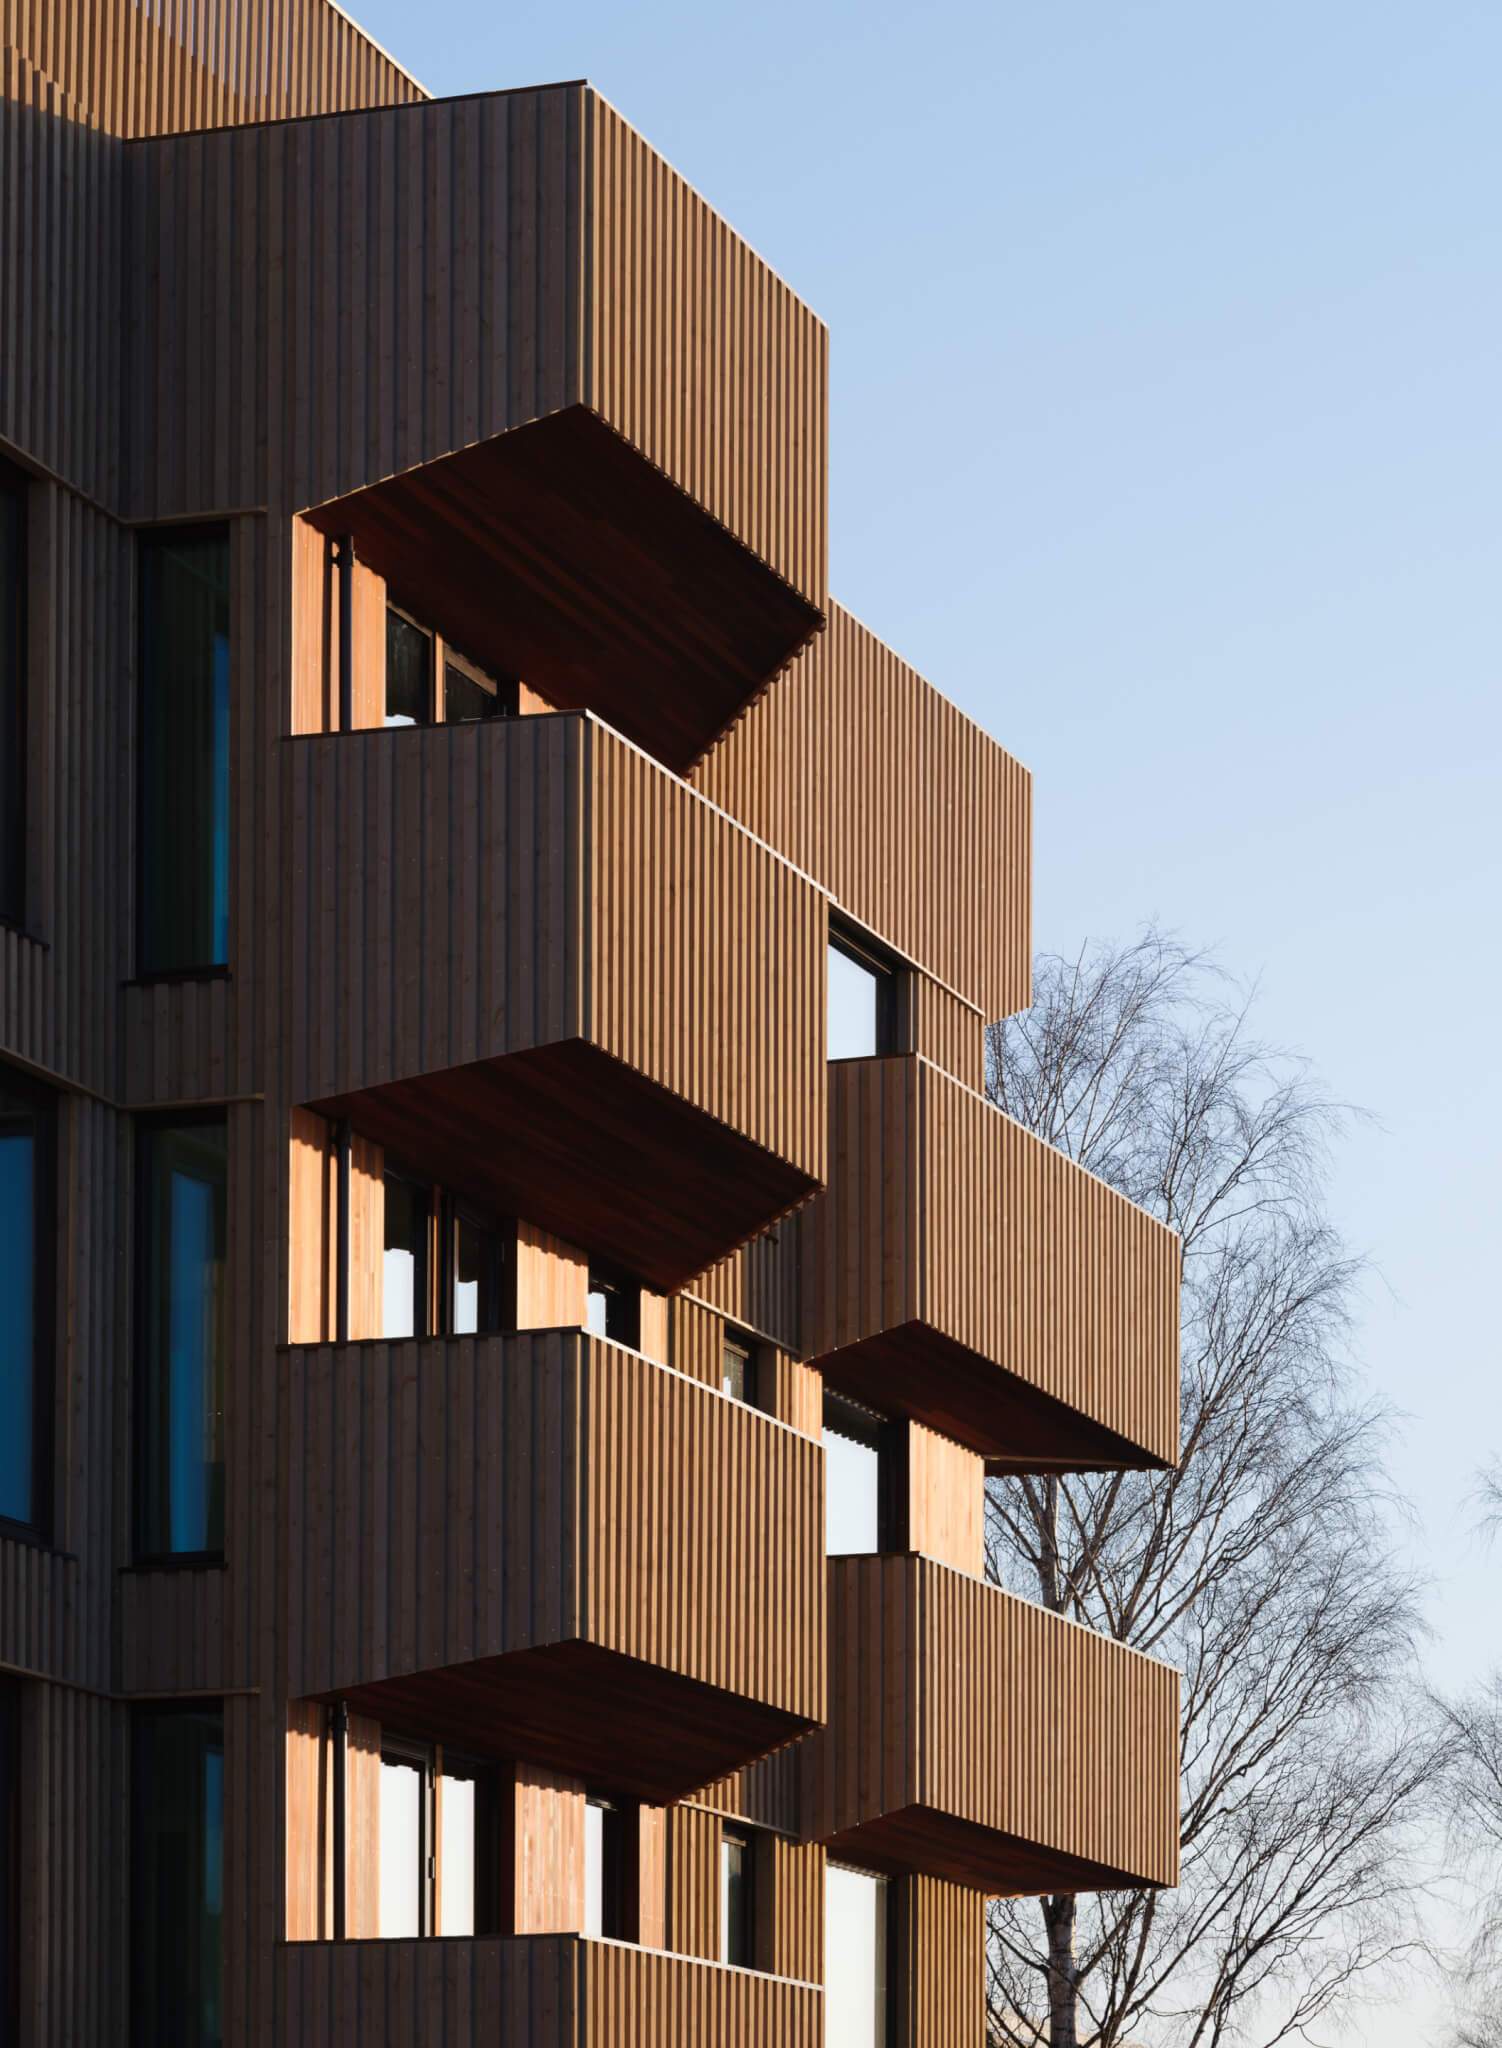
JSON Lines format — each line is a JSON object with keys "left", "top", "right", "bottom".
{"left": 1045, "top": 1892, "right": 1080, "bottom": 2048}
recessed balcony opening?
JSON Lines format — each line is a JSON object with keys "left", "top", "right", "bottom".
{"left": 301, "top": 407, "right": 823, "bottom": 775}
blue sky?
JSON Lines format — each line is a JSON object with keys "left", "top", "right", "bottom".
{"left": 354, "top": 3, "right": 1500, "bottom": 2032}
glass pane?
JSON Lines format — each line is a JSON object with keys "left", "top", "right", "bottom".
{"left": 385, "top": 610, "right": 431, "bottom": 726}
{"left": 587, "top": 1272, "right": 637, "bottom": 1347}
{"left": 583, "top": 1801, "right": 604, "bottom": 1937}
{"left": 138, "top": 529, "right": 230, "bottom": 974}
{"left": 132, "top": 1706, "right": 224, "bottom": 2048}
{"left": 721, "top": 1343, "right": 748, "bottom": 1403}
{"left": 444, "top": 659, "right": 499, "bottom": 724}
{"left": 438, "top": 1773, "right": 477, "bottom": 1935}
{"left": 1, "top": 473, "right": 24, "bottom": 925}
{"left": 139, "top": 1122, "right": 227, "bottom": 1557}
{"left": 721, "top": 1834, "right": 749, "bottom": 1966}
{"left": 382, "top": 1174, "right": 429, "bottom": 1339}
{"left": 0, "top": 1107, "right": 35, "bottom": 1525}
{"left": 828, "top": 942, "right": 882, "bottom": 1061}
{"left": 379, "top": 1754, "right": 424, "bottom": 1938}
{"left": 825, "top": 1865, "right": 887, "bottom": 2048}
{"left": 451, "top": 1213, "right": 497, "bottom": 1336}
{"left": 824, "top": 1396, "right": 883, "bottom": 1556}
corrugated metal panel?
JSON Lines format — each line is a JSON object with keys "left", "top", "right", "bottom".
{"left": 1, "top": 0, "right": 424, "bottom": 140}
{"left": 691, "top": 603, "right": 1032, "bottom": 1023}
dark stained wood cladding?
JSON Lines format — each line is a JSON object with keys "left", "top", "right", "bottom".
{"left": 287, "top": 712, "right": 826, "bottom": 1287}
{"left": 1, "top": 0, "right": 423, "bottom": 141}
{"left": 804, "top": 1555, "right": 1180, "bottom": 1895}
{"left": 893, "top": 1875, "right": 985, "bottom": 2048}
{"left": 801, "top": 1057, "right": 1180, "bottom": 1472}
{"left": 691, "top": 603, "right": 1030, "bottom": 1022}
{"left": 280, "top": 1935, "right": 822, "bottom": 2046}
{"left": 304, "top": 411, "right": 820, "bottom": 773}
{"left": 16, "top": 1684, "right": 120, "bottom": 2048}
{"left": 282, "top": 1332, "right": 824, "bottom": 1794}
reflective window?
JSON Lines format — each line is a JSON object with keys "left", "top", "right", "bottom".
{"left": 378, "top": 1746, "right": 426, "bottom": 1937}
{"left": 382, "top": 1170, "right": 430, "bottom": 1339}
{"left": 138, "top": 1119, "right": 227, "bottom": 1558}
{"left": 825, "top": 1864, "right": 888, "bottom": 2048}
{"left": 449, "top": 1207, "right": 501, "bottom": 1337}
{"left": 375, "top": 1741, "right": 493, "bottom": 1940}
{"left": 824, "top": 1393, "right": 884, "bottom": 1556}
{"left": 138, "top": 528, "right": 231, "bottom": 975}
{"left": 722, "top": 1335, "right": 751, "bottom": 1404}
{"left": 385, "top": 606, "right": 432, "bottom": 726}
{"left": 1, "top": 462, "right": 25, "bottom": 925}
{"left": 720, "top": 1826, "right": 753, "bottom": 1967}
{"left": 0, "top": 1068, "right": 49, "bottom": 1532}
{"left": 133, "top": 1705, "right": 224, "bottom": 2048}
{"left": 437, "top": 1771, "right": 478, "bottom": 1936}
{"left": 583, "top": 1796, "right": 625, "bottom": 1938}
{"left": 828, "top": 927, "right": 896, "bottom": 1062}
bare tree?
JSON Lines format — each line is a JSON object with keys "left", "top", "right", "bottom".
{"left": 983, "top": 931, "right": 1444, "bottom": 2047}
{"left": 1438, "top": 1465, "right": 1502, "bottom": 2048}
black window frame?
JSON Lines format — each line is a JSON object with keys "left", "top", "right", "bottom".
{"left": 0, "top": 1062, "right": 54, "bottom": 1544}
{"left": 135, "top": 523, "right": 233, "bottom": 982}
{"left": 133, "top": 1110, "right": 229, "bottom": 1567}
{"left": 380, "top": 1162, "right": 434, "bottom": 1340}
{"left": 721, "top": 1327, "right": 764, "bottom": 1410}
{"left": 583, "top": 1791, "right": 628, "bottom": 1940}
{"left": 586, "top": 1263, "right": 641, "bottom": 1350}
{"left": 440, "top": 1194, "right": 507, "bottom": 1339}
{"left": 828, "top": 917, "right": 901, "bottom": 1061}
{"left": 823, "top": 1390, "right": 908, "bottom": 1557}
{"left": 720, "top": 1821, "right": 756, "bottom": 1969}
{"left": 131, "top": 1700, "right": 225, "bottom": 2048}
{"left": 0, "top": 457, "right": 28, "bottom": 933}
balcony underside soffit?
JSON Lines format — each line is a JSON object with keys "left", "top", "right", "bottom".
{"left": 810, "top": 1805, "right": 1165, "bottom": 1900}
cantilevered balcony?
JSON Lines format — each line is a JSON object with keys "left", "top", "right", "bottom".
{"left": 281, "top": 1935, "right": 822, "bottom": 2047}
{"left": 801, "top": 1555, "right": 1179, "bottom": 1895}
{"left": 283, "top": 712, "right": 827, "bottom": 1290}
{"left": 281, "top": 1332, "right": 826, "bottom": 1799}
{"left": 799, "top": 1056, "right": 1180, "bottom": 1471}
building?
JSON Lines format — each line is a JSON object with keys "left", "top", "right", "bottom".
{"left": 0, "top": 0, "right": 1181, "bottom": 2040}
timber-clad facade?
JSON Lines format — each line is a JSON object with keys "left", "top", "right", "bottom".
{"left": 0, "top": 0, "right": 1180, "bottom": 2040}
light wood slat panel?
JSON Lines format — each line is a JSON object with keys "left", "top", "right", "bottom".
{"left": 583, "top": 95, "right": 828, "bottom": 612}
{"left": 691, "top": 603, "right": 1032, "bottom": 1022}
{"left": 1, "top": 0, "right": 423, "bottom": 141}
{"left": 904, "top": 970, "right": 985, "bottom": 1092}
{"left": 907, "top": 1425, "right": 984, "bottom": 1579}
{"left": 798, "top": 1056, "right": 1181, "bottom": 1471}
{"left": 894, "top": 1874, "right": 985, "bottom": 2048}
{"left": 582, "top": 1937, "right": 823, "bottom": 2041}
{"left": 804, "top": 1555, "right": 1180, "bottom": 1894}
{"left": 668, "top": 1805, "right": 721, "bottom": 1961}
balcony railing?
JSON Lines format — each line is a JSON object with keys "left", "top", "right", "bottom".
{"left": 283, "top": 712, "right": 828, "bottom": 1289}
{"left": 802, "top": 1554, "right": 1179, "bottom": 1895}
{"left": 280, "top": 1936, "right": 823, "bottom": 2048}
{"left": 281, "top": 1332, "right": 826, "bottom": 1799}
{"left": 799, "top": 1056, "right": 1180, "bottom": 1471}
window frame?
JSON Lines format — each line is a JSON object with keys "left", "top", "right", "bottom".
{"left": 823, "top": 1860, "right": 893, "bottom": 2048}
{"left": 440, "top": 1194, "right": 507, "bottom": 1339}
{"left": 380, "top": 1162, "right": 435, "bottom": 1341}
{"left": 583, "top": 1792, "right": 628, "bottom": 1940}
{"left": 0, "top": 457, "right": 28, "bottom": 934}
{"left": 130, "top": 1701, "right": 225, "bottom": 2048}
{"left": 384, "top": 600, "right": 437, "bottom": 728}
{"left": 133, "top": 1110, "right": 229, "bottom": 1567}
{"left": 828, "top": 917, "right": 901, "bottom": 1062}
{"left": 442, "top": 642, "right": 517, "bottom": 724}
{"left": 719, "top": 1821, "right": 756, "bottom": 1969}
{"left": 0, "top": 1062, "right": 54, "bottom": 1544}
{"left": 586, "top": 1263, "right": 641, "bottom": 1351}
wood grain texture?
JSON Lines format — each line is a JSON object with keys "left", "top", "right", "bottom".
{"left": 691, "top": 603, "right": 1031, "bottom": 1023}
{"left": 804, "top": 1555, "right": 1180, "bottom": 1894}
{"left": 894, "top": 1875, "right": 985, "bottom": 2048}
{"left": 906, "top": 1425, "right": 984, "bottom": 1578}
{"left": 800, "top": 1056, "right": 1181, "bottom": 1471}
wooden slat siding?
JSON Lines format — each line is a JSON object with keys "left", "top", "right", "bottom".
{"left": 694, "top": 1221, "right": 804, "bottom": 1359}
{"left": 798, "top": 1056, "right": 1181, "bottom": 1471}
{"left": 512, "top": 1761, "right": 588, "bottom": 1933}
{"left": 668, "top": 1805, "right": 721, "bottom": 1961}
{"left": 583, "top": 94, "right": 828, "bottom": 612}
{"left": 763, "top": 1837, "right": 825, "bottom": 1987}
{"left": 905, "top": 969, "right": 985, "bottom": 1093}
{"left": 581, "top": 1938, "right": 823, "bottom": 2044}
{"left": 516, "top": 1218, "right": 590, "bottom": 1330}
{"left": 691, "top": 603, "right": 1033, "bottom": 1023}
{"left": 670, "top": 1294, "right": 725, "bottom": 1389}
{"left": 805, "top": 1556, "right": 1180, "bottom": 1893}
{"left": 2, "top": 0, "right": 423, "bottom": 141}
{"left": 19, "top": 1680, "right": 118, "bottom": 2048}
{"left": 895, "top": 1875, "right": 985, "bottom": 2048}
{"left": 908, "top": 1425, "right": 985, "bottom": 1578}
{"left": 281, "top": 1333, "right": 823, "bottom": 1728}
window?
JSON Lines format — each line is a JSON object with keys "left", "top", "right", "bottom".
{"left": 381, "top": 1168, "right": 431, "bottom": 1339}
{"left": 721, "top": 1333, "right": 753, "bottom": 1405}
{"left": 385, "top": 606, "right": 433, "bottom": 727}
{"left": 444, "top": 647, "right": 512, "bottom": 724}
{"left": 133, "top": 1705, "right": 223, "bottom": 2048}
{"left": 0, "top": 1066, "right": 51, "bottom": 1535}
{"left": 447, "top": 1201, "right": 503, "bottom": 1337}
{"left": 824, "top": 1864, "right": 889, "bottom": 2048}
{"left": 377, "top": 1737, "right": 497, "bottom": 1938}
{"left": 137, "top": 1118, "right": 227, "bottom": 1559}
{"left": 586, "top": 1265, "right": 640, "bottom": 1349}
{"left": 583, "top": 1795, "right": 626, "bottom": 1939}
{"left": 1, "top": 461, "right": 26, "bottom": 926}
{"left": 720, "top": 1824, "right": 754, "bottom": 1968}
{"left": 378, "top": 1168, "right": 506, "bottom": 1340}
{"left": 828, "top": 922, "right": 898, "bottom": 1061}
{"left": 0, "top": 1682, "right": 18, "bottom": 2042}
{"left": 824, "top": 1392, "right": 885, "bottom": 1556}
{"left": 138, "top": 527, "right": 230, "bottom": 976}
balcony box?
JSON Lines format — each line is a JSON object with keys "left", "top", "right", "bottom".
{"left": 800, "top": 1057, "right": 1180, "bottom": 1472}
{"left": 802, "top": 1555, "right": 1179, "bottom": 1895}
{"left": 280, "top": 1936, "right": 823, "bottom": 2048}
{"left": 284, "top": 713, "right": 827, "bottom": 1290}
{"left": 281, "top": 1333, "right": 826, "bottom": 1799}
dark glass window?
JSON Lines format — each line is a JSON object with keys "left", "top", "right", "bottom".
{"left": 720, "top": 1825, "right": 754, "bottom": 1967}
{"left": 443, "top": 648, "right": 512, "bottom": 724}
{"left": 828, "top": 923, "right": 898, "bottom": 1062}
{"left": 0, "top": 1067, "right": 51, "bottom": 1534}
{"left": 385, "top": 607, "right": 433, "bottom": 726}
{"left": 382, "top": 1169, "right": 431, "bottom": 1339}
{"left": 586, "top": 1266, "right": 639, "bottom": 1349}
{"left": 138, "top": 528, "right": 230, "bottom": 976}
{"left": 722, "top": 1331, "right": 760, "bottom": 1407}
{"left": 0, "top": 1681, "right": 18, "bottom": 2043}
{"left": 137, "top": 1118, "right": 227, "bottom": 1559}
{"left": 447, "top": 1204, "right": 502, "bottom": 1337}
{"left": 583, "top": 1795, "right": 627, "bottom": 1939}
{"left": 132, "top": 1705, "right": 224, "bottom": 2048}
{"left": 823, "top": 1392, "right": 885, "bottom": 1557}
{"left": 0, "top": 462, "right": 25, "bottom": 927}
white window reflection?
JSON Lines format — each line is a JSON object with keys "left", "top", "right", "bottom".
{"left": 825, "top": 1863, "right": 887, "bottom": 2046}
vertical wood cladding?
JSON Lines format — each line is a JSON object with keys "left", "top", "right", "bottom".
{"left": 906, "top": 1425, "right": 985, "bottom": 1578}
{"left": 17, "top": 1683, "right": 120, "bottom": 2048}
{"left": 1, "top": 0, "right": 423, "bottom": 141}
{"left": 691, "top": 604, "right": 1032, "bottom": 1023}
{"left": 800, "top": 1057, "right": 1181, "bottom": 1470}
{"left": 806, "top": 1555, "right": 1180, "bottom": 1893}
{"left": 583, "top": 96, "right": 828, "bottom": 608}
{"left": 668, "top": 1805, "right": 721, "bottom": 1961}
{"left": 894, "top": 1875, "right": 985, "bottom": 2048}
